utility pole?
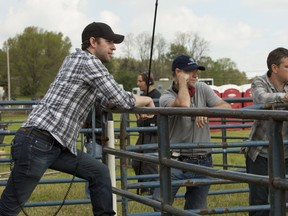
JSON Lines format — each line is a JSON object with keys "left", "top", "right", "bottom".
{"left": 6, "top": 46, "right": 11, "bottom": 101}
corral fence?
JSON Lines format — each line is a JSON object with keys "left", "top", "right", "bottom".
{"left": 0, "top": 99, "right": 287, "bottom": 215}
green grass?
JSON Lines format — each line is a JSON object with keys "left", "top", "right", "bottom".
{"left": 0, "top": 112, "right": 252, "bottom": 215}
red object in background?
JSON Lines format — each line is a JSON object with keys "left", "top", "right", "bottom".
{"left": 220, "top": 84, "right": 242, "bottom": 109}
{"left": 208, "top": 83, "right": 253, "bottom": 131}
{"left": 208, "top": 85, "right": 222, "bottom": 131}
{"left": 210, "top": 85, "right": 221, "bottom": 97}
{"left": 219, "top": 84, "right": 242, "bottom": 130}
{"left": 241, "top": 84, "right": 254, "bottom": 107}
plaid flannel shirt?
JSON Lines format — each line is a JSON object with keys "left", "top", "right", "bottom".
{"left": 23, "top": 48, "right": 135, "bottom": 155}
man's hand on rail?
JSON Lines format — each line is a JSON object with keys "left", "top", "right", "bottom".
{"left": 135, "top": 113, "right": 154, "bottom": 120}
{"left": 282, "top": 93, "right": 288, "bottom": 103}
{"left": 196, "top": 116, "right": 208, "bottom": 128}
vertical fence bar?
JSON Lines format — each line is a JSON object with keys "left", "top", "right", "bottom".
{"left": 120, "top": 113, "right": 129, "bottom": 216}
{"left": 158, "top": 114, "right": 172, "bottom": 216}
{"left": 268, "top": 119, "right": 286, "bottom": 215}
{"left": 221, "top": 117, "right": 228, "bottom": 170}
{"left": 91, "top": 106, "right": 96, "bottom": 157}
{"left": 102, "top": 111, "right": 108, "bottom": 164}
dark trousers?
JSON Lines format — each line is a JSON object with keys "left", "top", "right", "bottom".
{"left": 0, "top": 128, "right": 115, "bottom": 216}
{"left": 132, "top": 132, "right": 158, "bottom": 194}
{"left": 132, "top": 159, "right": 158, "bottom": 193}
{"left": 246, "top": 156, "right": 288, "bottom": 216}
{"left": 153, "top": 155, "right": 212, "bottom": 210}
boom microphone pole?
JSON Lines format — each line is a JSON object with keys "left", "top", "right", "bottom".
{"left": 137, "top": 0, "right": 159, "bottom": 195}
{"left": 145, "top": 0, "right": 158, "bottom": 95}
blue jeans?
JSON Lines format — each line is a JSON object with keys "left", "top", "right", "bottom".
{"left": 153, "top": 155, "right": 212, "bottom": 210}
{"left": 246, "top": 156, "right": 288, "bottom": 216}
{"left": 0, "top": 128, "right": 115, "bottom": 216}
{"left": 84, "top": 141, "right": 102, "bottom": 199}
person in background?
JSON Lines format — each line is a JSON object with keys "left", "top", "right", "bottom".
{"left": 0, "top": 22, "right": 154, "bottom": 216}
{"left": 132, "top": 72, "right": 161, "bottom": 195}
{"left": 246, "top": 47, "right": 288, "bottom": 216}
{"left": 82, "top": 106, "right": 113, "bottom": 199}
{"left": 152, "top": 54, "right": 231, "bottom": 210}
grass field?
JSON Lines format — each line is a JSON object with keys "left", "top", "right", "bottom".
{"left": 0, "top": 111, "right": 251, "bottom": 216}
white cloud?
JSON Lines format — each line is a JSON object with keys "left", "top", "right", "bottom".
{"left": 242, "top": 0, "right": 288, "bottom": 8}
{"left": 1, "top": 0, "right": 287, "bottom": 79}
{"left": 0, "top": 0, "right": 90, "bottom": 48}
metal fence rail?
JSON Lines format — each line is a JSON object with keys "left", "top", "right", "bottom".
{"left": 106, "top": 105, "right": 288, "bottom": 216}
{"left": 0, "top": 99, "right": 287, "bottom": 215}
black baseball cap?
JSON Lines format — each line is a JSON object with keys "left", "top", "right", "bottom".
{"left": 81, "top": 22, "right": 124, "bottom": 44}
{"left": 172, "top": 55, "right": 205, "bottom": 72}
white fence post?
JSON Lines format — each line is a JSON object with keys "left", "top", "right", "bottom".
{"left": 107, "top": 120, "right": 117, "bottom": 215}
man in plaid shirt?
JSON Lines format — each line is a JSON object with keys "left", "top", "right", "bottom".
{"left": 0, "top": 22, "right": 154, "bottom": 216}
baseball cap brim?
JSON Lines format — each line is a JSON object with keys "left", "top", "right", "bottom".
{"left": 104, "top": 33, "right": 124, "bottom": 44}
{"left": 182, "top": 64, "right": 206, "bottom": 71}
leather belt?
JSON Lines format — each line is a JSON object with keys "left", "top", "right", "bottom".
{"left": 177, "top": 153, "right": 212, "bottom": 161}
{"left": 18, "top": 127, "right": 65, "bottom": 150}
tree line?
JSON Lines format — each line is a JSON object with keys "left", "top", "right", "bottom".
{"left": 0, "top": 26, "right": 250, "bottom": 98}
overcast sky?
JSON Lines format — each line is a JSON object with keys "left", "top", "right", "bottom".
{"left": 1, "top": 0, "right": 287, "bottom": 79}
